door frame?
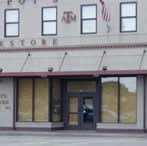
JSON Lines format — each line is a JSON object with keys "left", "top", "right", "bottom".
{"left": 64, "top": 92, "right": 97, "bottom": 130}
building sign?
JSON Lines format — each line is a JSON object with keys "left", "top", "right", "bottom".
{"left": 62, "top": 11, "right": 76, "bottom": 23}
{"left": 7, "top": 0, "right": 37, "bottom": 5}
{"left": 0, "top": 38, "right": 57, "bottom": 49}
{"left": 7, "top": 0, "right": 57, "bottom": 5}
{"left": 0, "top": 94, "right": 10, "bottom": 110}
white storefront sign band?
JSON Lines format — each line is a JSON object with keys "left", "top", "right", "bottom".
{"left": 8, "top": 0, "right": 37, "bottom": 5}
{"left": 7, "top": 0, "right": 58, "bottom": 5}
{"left": 0, "top": 38, "right": 57, "bottom": 49}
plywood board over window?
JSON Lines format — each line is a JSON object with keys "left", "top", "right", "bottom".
{"left": 101, "top": 78, "right": 118, "bottom": 123}
{"left": 120, "top": 77, "right": 136, "bottom": 123}
{"left": 101, "top": 77, "right": 137, "bottom": 123}
{"left": 67, "top": 81, "right": 96, "bottom": 93}
{"left": 18, "top": 79, "right": 33, "bottom": 121}
{"left": 34, "top": 78, "right": 49, "bottom": 121}
{"left": 17, "top": 78, "right": 49, "bottom": 122}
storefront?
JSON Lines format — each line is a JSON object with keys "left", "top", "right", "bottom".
{"left": 0, "top": 46, "right": 146, "bottom": 132}
{"left": 0, "top": 0, "right": 147, "bottom": 133}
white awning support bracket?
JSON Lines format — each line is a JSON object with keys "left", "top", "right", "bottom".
{"left": 20, "top": 53, "right": 31, "bottom": 72}
{"left": 58, "top": 52, "right": 68, "bottom": 72}
{"left": 98, "top": 50, "right": 106, "bottom": 71}
{"left": 139, "top": 50, "right": 146, "bottom": 70}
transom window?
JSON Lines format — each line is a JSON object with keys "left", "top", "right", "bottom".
{"left": 120, "top": 2, "right": 137, "bottom": 32}
{"left": 81, "top": 4, "right": 97, "bottom": 34}
{"left": 5, "top": 9, "right": 19, "bottom": 37}
{"left": 42, "top": 7, "right": 57, "bottom": 35}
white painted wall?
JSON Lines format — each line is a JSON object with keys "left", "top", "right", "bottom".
{"left": 0, "top": 0, "right": 146, "bottom": 48}
{"left": 0, "top": 78, "right": 13, "bottom": 128}
{"left": 145, "top": 76, "right": 147, "bottom": 130}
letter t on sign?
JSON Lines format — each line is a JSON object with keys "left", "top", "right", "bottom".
{"left": 34, "top": 0, "right": 37, "bottom": 4}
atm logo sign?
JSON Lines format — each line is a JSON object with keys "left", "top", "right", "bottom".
{"left": 62, "top": 11, "right": 76, "bottom": 23}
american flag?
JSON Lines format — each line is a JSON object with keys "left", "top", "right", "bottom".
{"left": 99, "top": 0, "right": 110, "bottom": 22}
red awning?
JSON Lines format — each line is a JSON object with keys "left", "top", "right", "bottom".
{"left": 0, "top": 70, "right": 147, "bottom": 77}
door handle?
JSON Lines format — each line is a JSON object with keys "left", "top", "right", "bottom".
{"left": 82, "top": 110, "right": 86, "bottom": 114}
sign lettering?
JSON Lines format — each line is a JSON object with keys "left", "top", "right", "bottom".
{"left": 0, "top": 94, "right": 11, "bottom": 110}
{"left": 62, "top": 11, "right": 76, "bottom": 23}
{"left": 7, "top": 0, "right": 37, "bottom": 5}
{"left": 0, "top": 38, "right": 57, "bottom": 48}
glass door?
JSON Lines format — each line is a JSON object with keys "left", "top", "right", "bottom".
{"left": 68, "top": 96, "right": 79, "bottom": 127}
{"left": 81, "top": 96, "right": 94, "bottom": 130}
{"left": 67, "top": 95, "right": 95, "bottom": 130}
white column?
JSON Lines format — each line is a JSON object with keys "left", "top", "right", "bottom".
{"left": 136, "top": 75, "right": 144, "bottom": 129}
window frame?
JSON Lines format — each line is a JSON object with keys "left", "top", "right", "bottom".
{"left": 16, "top": 77, "right": 63, "bottom": 123}
{"left": 120, "top": 2, "right": 137, "bottom": 33}
{"left": 81, "top": 4, "right": 97, "bottom": 34}
{"left": 51, "top": 78, "right": 63, "bottom": 122}
{"left": 16, "top": 77, "right": 50, "bottom": 122}
{"left": 4, "top": 9, "right": 19, "bottom": 37}
{"left": 42, "top": 6, "right": 57, "bottom": 36}
{"left": 100, "top": 76, "right": 137, "bottom": 124}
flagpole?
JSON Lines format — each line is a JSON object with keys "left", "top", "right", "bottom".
{"left": 99, "top": 0, "right": 111, "bottom": 33}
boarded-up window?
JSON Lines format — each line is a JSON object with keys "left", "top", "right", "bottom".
{"left": 34, "top": 78, "right": 49, "bottom": 121}
{"left": 67, "top": 81, "right": 96, "bottom": 93}
{"left": 120, "top": 77, "right": 136, "bottom": 123}
{"left": 101, "top": 78, "right": 118, "bottom": 123}
{"left": 101, "top": 77, "right": 137, "bottom": 123}
{"left": 18, "top": 78, "right": 49, "bottom": 122}
{"left": 18, "top": 79, "right": 33, "bottom": 121}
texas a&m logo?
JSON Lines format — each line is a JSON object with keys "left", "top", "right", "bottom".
{"left": 62, "top": 11, "right": 76, "bottom": 23}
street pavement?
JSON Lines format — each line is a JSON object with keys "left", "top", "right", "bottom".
{"left": 0, "top": 131, "right": 147, "bottom": 146}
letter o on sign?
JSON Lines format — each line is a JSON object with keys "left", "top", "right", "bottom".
{"left": 0, "top": 94, "right": 7, "bottom": 98}
{"left": 30, "top": 40, "right": 36, "bottom": 46}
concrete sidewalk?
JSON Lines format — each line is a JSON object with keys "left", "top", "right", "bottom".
{"left": 0, "top": 130, "right": 146, "bottom": 138}
{"left": 0, "top": 131, "right": 147, "bottom": 146}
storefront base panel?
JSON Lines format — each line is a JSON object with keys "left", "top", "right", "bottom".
{"left": 96, "top": 123, "right": 146, "bottom": 133}
{"left": 97, "top": 123, "right": 138, "bottom": 129}
{"left": 96, "top": 129, "right": 145, "bottom": 133}
{"left": 0, "top": 126, "right": 147, "bottom": 133}
{"left": 0, "top": 127, "right": 14, "bottom": 131}
{"left": 15, "top": 122, "right": 64, "bottom": 131}
{"left": 15, "top": 127, "right": 64, "bottom": 131}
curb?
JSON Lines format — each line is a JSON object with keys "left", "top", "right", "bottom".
{"left": 0, "top": 131, "right": 146, "bottom": 138}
